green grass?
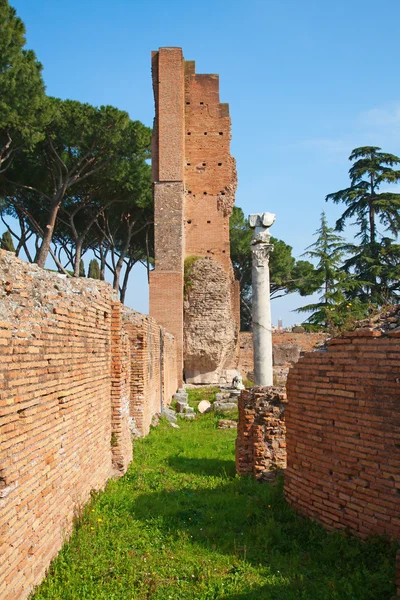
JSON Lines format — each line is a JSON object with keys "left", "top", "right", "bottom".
{"left": 32, "top": 388, "right": 396, "bottom": 600}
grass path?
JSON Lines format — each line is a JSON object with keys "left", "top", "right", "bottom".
{"left": 32, "top": 389, "right": 396, "bottom": 599}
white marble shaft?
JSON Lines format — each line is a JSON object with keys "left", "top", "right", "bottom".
{"left": 249, "top": 212, "right": 275, "bottom": 386}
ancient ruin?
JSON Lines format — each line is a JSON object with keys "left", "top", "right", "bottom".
{"left": 0, "top": 251, "right": 177, "bottom": 600}
{"left": 149, "top": 47, "right": 240, "bottom": 385}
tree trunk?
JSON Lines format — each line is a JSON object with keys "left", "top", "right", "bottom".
{"left": 35, "top": 202, "right": 60, "bottom": 268}
{"left": 120, "top": 259, "right": 135, "bottom": 304}
{"left": 73, "top": 241, "right": 83, "bottom": 277}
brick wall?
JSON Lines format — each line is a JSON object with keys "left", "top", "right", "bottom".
{"left": 122, "top": 307, "right": 177, "bottom": 437}
{"left": 184, "top": 62, "right": 237, "bottom": 273}
{"left": 0, "top": 251, "right": 177, "bottom": 600}
{"left": 285, "top": 330, "right": 400, "bottom": 540}
{"left": 150, "top": 47, "right": 239, "bottom": 384}
{"left": 238, "top": 331, "right": 327, "bottom": 378}
{"left": 236, "top": 387, "right": 287, "bottom": 480}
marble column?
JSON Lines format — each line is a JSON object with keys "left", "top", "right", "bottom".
{"left": 249, "top": 212, "right": 275, "bottom": 386}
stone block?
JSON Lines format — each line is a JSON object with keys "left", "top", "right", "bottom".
{"left": 198, "top": 400, "right": 211, "bottom": 414}
{"left": 161, "top": 407, "right": 177, "bottom": 423}
{"left": 175, "top": 400, "right": 188, "bottom": 413}
{"left": 273, "top": 343, "right": 301, "bottom": 366}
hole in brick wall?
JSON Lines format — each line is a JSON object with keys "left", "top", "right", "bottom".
{"left": 187, "top": 220, "right": 192, "bottom": 224}
{"left": 0, "top": 477, "right": 6, "bottom": 490}
{"left": 186, "top": 162, "right": 191, "bottom": 166}
{"left": 204, "top": 132, "right": 208, "bottom": 135}
{"left": 219, "top": 132, "right": 223, "bottom": 135}
{"left": 186, "top": 101, "right": 190, "bottom": 105}
{"left": 332, "top": 420, "right": 335, "bottom": 426}
{"left": 188, "top": 190, "right": 192, "bottom": 194}
{"left": 202, "top": 162, "right": 206, "bottom": 166}
{"left": 104, "top": 312, "right": 108, "bottom": 320}
{"left": 187, "top": 132, "right": 191, "bottom": 135}
{"left": 207, "top": 250, "right": 211, "bottom": 253}
{"left": 200, "top": 101, "right": 204, "bottom": 105}
{"left": 329, "top": 469, "right": 333, "bottom": 475}
{"left": 220, "top": 191, "right": 225, "bottom": 195}
{"left": 222, "top": 250, "right": 226, "bottom": 253}
{"left": 203, "top": 192, "right": 207, "bottom": 195}
{"left": 207, "top": 220, "right": 211, "bottom": 223}
{"left": 218, "top": 162, "right": 222, "bottom": 166}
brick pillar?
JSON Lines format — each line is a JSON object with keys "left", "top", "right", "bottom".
{"left": 150, "top": 48, "right": 185, "bottom": 386}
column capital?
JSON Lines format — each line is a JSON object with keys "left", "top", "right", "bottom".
{"left": 251, "top": 242, "right": 274, "bottom": 267}
{"left": 248, "top": 212, "right": 275, "bottom": 245}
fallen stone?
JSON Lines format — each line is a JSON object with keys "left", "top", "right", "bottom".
{"left": 169, "top": 422, "right": 180, "bottom": 429}
{"left": 183, "top": 406, "right": 195, "bottom": 414}
{"left": 161, "top": 407, "right": 177, "bottom": 423}
{"left": 175, "top": 400, "right": 189, "bottom": 413}
{"left": 215, "top": 392, "right": 231, "bottom": 401}
{"left": 218, "top": 419, "right": 237, "bottom": 429}
{"left": 198, "top": 400, "right": 211, "bottom": 414}
{"left": 180, "top": 413, "right": 196, "bottom": 420}
{"left": 173, "top": 392, "right": 188, "bottom": 403}
{"left": 214, "top": 401, "right": 238, "bottom": 412}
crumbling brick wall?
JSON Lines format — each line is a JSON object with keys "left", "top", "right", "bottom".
{"left": 285, "top": 330, "right": 400, "bottom": 541}
{"left": 150, "top": 47, "right": 239, "bottom": 385}
{"left": 0, "top": 251, "right": 177, "bottom": 600}
{"left": 237, "top": 331, "right": 327, "bottom": 379}
{"left": 122, "top": 307, "right": 178, "bottom": 437}
{"left": 236, "top": 387, "right": 286, "bottom": 480}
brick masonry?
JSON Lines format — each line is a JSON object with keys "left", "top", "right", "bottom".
{"left": 285, "top": 330, "right": 400, "bottom": 540}
{"left": 237, "top": 331, "right": 327, "bottom": 378}
{"left": 236, "top": 328, "right": 400, "bottom": 594}
{"left": 0, "top": 251, "right": 177, "bottom": 600}
{"left": 150, "top": 47, "right": 239, "bottom": 385}
{"left": 236, "top": 386, "right": 287, "bottom": 480}
{"left": 285, "top": 330, "right": 400, "bottom": 596}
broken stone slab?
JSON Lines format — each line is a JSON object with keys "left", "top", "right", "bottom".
{"left": 173, "top": 392, "right": 188, "bottom": 402}
{"left": 169, "top": 422, "right": 180, "bottom": 429}
{"left": 218, "top": 419, "right": 237, "bottom": 429}
{"left": 180, "top": 413, "right": 196, "bottom": 420}
{"left": 183, "top": 406, "right": 195, "bottom": 414}
{"left": 175, "top": 400, "right": 189, "bottom": 413}
{"left": 198, "top": 400, "right": 211, "bottom": 414}
{"left": 161, "top": 407, "right": 177, "bottom": 423}
{"left": 215, "top": 392, "right": 231, "bottom": 401}
{"left": 213, "top": 401, "right": 238, "bottom": 412}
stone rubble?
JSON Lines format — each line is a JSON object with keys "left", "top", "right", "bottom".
{"left": 218, "top": 419, "right": 237, "bottom": 430}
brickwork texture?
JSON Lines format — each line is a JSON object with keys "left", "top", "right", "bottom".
{"left": 0, "top": 251, "right": 177, "bottom": 600}
{"left": 285, "top": 330, "right": 400, "bottom": 540}
{"left": 236, "top": 387, "right": 287, "bottom": 480}
{"left": 150, "top": 47, "right": 239, "bottom": 384}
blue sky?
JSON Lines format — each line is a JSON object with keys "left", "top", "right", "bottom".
{"left": 8, "top": 0, "right": 400, "bottom": 324}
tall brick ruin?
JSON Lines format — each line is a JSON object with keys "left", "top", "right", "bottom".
{"left": 150, "top": 47, "right": 240, "bottom": 385}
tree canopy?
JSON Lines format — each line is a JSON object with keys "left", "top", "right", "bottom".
{"left": 326, "top": 146, "right": 400, "bottom": 304}
{"left": 0, "top": 0, "right": 47, "bottom": 174}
